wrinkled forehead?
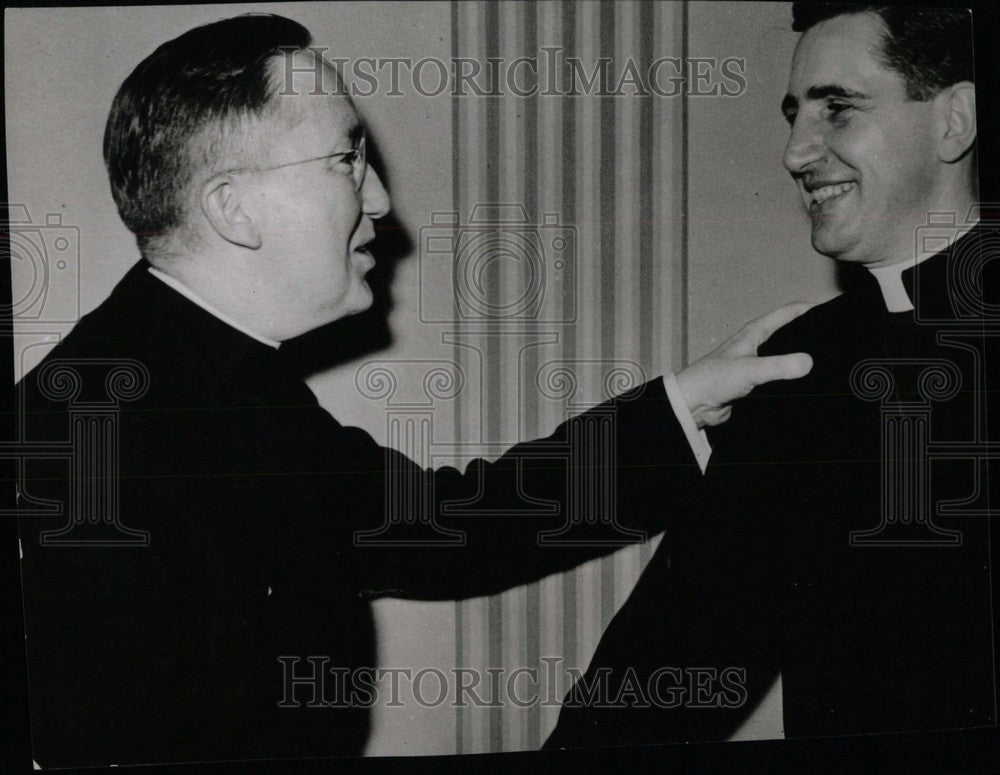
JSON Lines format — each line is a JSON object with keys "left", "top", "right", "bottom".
{"left": 787, "top": 12, "right": 896, "bottom": 98}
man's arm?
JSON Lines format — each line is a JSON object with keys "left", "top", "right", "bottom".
{"left": 351, "top": 376, "right": 699, "bottom": 599}
{"left": 353, "top": 302, "right": 815, "bottom": 598}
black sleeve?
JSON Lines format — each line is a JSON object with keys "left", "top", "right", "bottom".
{"left": 333, "top": 377, "right": 706, "bottom": 599}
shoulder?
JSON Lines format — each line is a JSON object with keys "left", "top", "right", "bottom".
{"left": 20, "top": 272, "right": 154, "bottom": 387}
{"left": 18, "top": 265, "right": 230, "bottom": 412}
{"left": 757, "top": 292, "right": 851, "bottom": 358}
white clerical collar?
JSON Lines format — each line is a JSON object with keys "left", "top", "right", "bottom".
{"left": 866, "top": 218, "right": 979, "bottom": 313}
{"left": 867, "top": 260, "right": 924, "bottom": 313}
{"left": 147, "top": 267, "right": 281, "bottom": 349}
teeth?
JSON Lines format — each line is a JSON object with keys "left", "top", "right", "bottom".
{"left": 810, "top": 181, "right": 855, "bottom": 205}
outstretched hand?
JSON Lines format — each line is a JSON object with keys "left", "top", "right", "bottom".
{"left": 676, "top": 302, "right": 815, "bottom": 428}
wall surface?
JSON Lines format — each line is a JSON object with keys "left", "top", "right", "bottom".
{"left": 687, "top": 1, "right": 840, "bottom": 359}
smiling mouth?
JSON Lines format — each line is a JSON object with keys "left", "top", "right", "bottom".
{"left": 806, "top": 181, "right": 857, "bottom": 208}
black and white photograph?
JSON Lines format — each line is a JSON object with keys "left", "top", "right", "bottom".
{"left": 3, "top": 1, "right": 999, "bottom": 770}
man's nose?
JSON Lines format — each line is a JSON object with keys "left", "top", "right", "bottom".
{"left": 361, "top": 166, "right": 391, "bottom": 219}
{"left": 783, "top": 113, "right": 825, "bottom": 174}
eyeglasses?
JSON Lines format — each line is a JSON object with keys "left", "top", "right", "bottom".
{"left": 228, "top": 136, "right": 368, "bottom": 191}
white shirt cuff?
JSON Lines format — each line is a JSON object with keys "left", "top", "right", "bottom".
{"left": 663, "top": 373, "right": 712, "bottom": 474}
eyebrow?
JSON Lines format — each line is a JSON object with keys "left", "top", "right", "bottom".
{"left": 781, "top": 84, "right": 869, "bottom": 115}
{"left": 318, "top": 120, "right": 366, "bottom": 159}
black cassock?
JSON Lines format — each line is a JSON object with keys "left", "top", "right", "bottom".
{"left": 16, "top": 261, "right": 700, "bottom": 767}
{"left": 547, "top": 224, "right": 998, "bottom": 747}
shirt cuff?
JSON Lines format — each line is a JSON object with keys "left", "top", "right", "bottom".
{"left": 663, "top": 373, "right": 712, "bottom": 474}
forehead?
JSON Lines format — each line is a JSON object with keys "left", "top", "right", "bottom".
{"left": 269, "top": 52, "right": 360, "bottom": 151}
{"left": 787, "top": 12, "right": 905, "bottom": 99}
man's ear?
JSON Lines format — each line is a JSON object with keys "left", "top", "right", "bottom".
{"left": 938, "top": 81, "right": 977, "bottom": 163}
{"left": 200, "top": 174, "right": 262, "bottom": 249}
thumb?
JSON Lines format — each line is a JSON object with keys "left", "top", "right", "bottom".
{"left": 744, "top": 352, "right": 813, "bottom": 390}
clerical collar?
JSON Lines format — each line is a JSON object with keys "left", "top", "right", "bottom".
{"left": 147, "top": 267, "right": 281, "bottom": 349}
{"left": 867, "top": 257, "right": 932, "bottom": 312}
{"left": 866, "top": 218, "right": 980, "bottom": 312}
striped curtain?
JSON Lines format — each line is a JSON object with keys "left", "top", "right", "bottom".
{"left": 450, "top": 0, "right": 687, "bottom": 752}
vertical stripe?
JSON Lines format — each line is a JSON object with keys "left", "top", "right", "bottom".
{"left": 613, "top": 0, "right": 642, "bottom": 613}
{"left": 446, "top": 0, "right": 687, "bottom": 752}
{"left": 456, "top": 0, "right": 493, "bottom": 754}
{"left": 523, "top": 0, "right": 539, "bottom": 437}
{"left": 574, "top": 0, "right": 598, "bottom": 674}
{"left": 522, "top": 0, "right": 542, "bottom": 750}
{"left": 598, "top": 0, "right": 617, "bottom": 635}
{"left": 559, "top": 0, "right": 578, "bottom": 685}
{"left": 454, "top": 596, "right": 464, "bottom": 754}
{"left": 536, "top": 0, "right": 565, "bottom": 745}
{"left": 639, "top": 0, "right": 654, "bottom": 373}
{"left": 484, "top": 1, "right": 503, "bottom": 753}
{"left": 679, "top": 1, "right": 690, "bottom": 367}
{"left": 467, "top": 585, "right": 488, "bottom": 753}
{"left": 646, "top": 0, "right": 686, "bottom": 567}
{"left": 450, "top": 0, "right": 464, "bottom": 755}
{"left": 578, "top": 0, "right": 604, "bottom": 662}
{"left": 498, "top": 4, "right": 527, "bottom": 752}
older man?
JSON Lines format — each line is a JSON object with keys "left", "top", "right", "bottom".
{"left": 14, "top": 13, "right": 810, "bottom": 767}
{"left": 546, "top": 3, "right": 994, "bottom": 748}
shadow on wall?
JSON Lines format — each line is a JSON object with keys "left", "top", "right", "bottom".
{"left": 280, "top": 134, "right": 413, "bottom": 380}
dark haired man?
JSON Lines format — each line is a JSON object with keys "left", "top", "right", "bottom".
{"left": 546, "top": 3, "right": 994, "bottom": 748}
{"left": 15, "top": 13, "right": 810, "bottom": 767}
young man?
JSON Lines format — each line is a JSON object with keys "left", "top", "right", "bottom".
{"left": 547, "top": 4, "right": 994, "bottom": 747}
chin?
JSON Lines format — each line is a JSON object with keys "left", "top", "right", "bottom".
{"left": 345, "top": 287, "right": 375, "bottom": 316}
{"left": 811, "top": 229, "right": 860, "bottom": 262}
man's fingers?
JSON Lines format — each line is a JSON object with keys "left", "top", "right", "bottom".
{"left": 744, "top": 352, "right": 813, "bottom": 389}
{"left": 741, "top": 301, "right": 816, "bottom": 349}
{"left": 700, "top": 405, "right": 733, "bottom": 428}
